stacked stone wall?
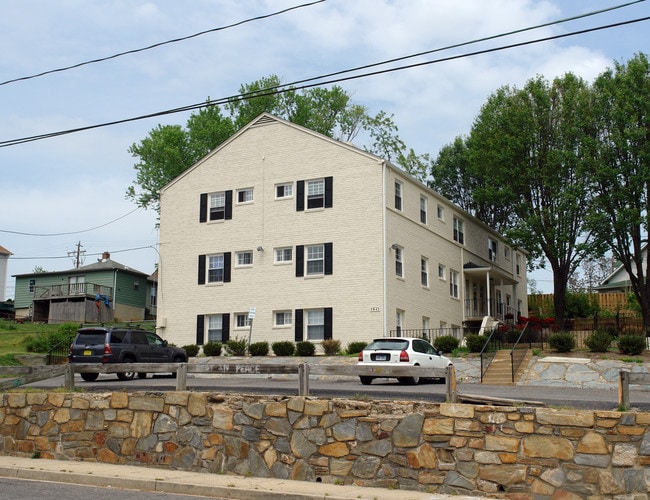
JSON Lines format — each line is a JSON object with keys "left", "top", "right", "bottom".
{"left": 0, "top": 391, "right": 648, "bottom": 497}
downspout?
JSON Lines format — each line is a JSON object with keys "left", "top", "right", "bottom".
{"left": 381, "top": 160, "right": 388, "bottom": 336}
{"left": 113, "top": 270, "right": 117, "bottom": 315}
{"left": 460, "top": 247, "right": 466, "bottom": 323}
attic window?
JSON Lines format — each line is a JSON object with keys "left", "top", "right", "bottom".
{"left": 133, "top": 280, "right": 140, "bottom": 291}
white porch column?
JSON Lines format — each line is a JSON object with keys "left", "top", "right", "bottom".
{"left": 485, "top": 271, "right": 491, "bottom": 317}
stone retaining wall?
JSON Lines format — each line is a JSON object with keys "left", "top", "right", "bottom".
{"left": 1, "top": 392, "right": 649, "bottom": 497}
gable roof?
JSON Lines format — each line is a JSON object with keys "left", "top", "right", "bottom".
{"left": 12, "top": 257, "right": 149, "bottom": 278}
{"left": 597, "top": 244, "right": 648, "bottom": 290}
{"left": 160, "top": 112, "right": 381, "bottom": 194}
{"left": 0, "top": 246, "right": 12, "bottom": 256}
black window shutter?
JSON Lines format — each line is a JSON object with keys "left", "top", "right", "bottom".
{"left": 199, "top": 193, "right": 208, "bottom": 223}
{"left": 198, "top": 255, "right": 206, "bottom": 285}
{"left": 295, "top": 245, "right": 304, "bottom": 277}
{"left": 196, "top": 315, "right": 205, "bottom": 345}
{"left": 325, "top": 176, "right": 333, "bottom": 208}
{"left": 324, "top": 307, "right": 333, "bottom": 340}
{"left": 225, "top": 190, "right": 233, "bottom": 220}
{"left": 324, "top": 242, "right": 333, "bottom": 275}
{"left": 223, "top": 252, "right": 232, "bottom": 282}
{"left": 294, "top": 309, "right": 303, "bottom": 342}
{"left": 222, "top": 313, "right": 230, "bottom": 342}
{"left": 296, "top": 180, "right": 305, "bottom": 211}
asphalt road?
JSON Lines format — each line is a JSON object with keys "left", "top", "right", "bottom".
{"left": 26, "top": 373, "right": 650, "bottom": 411}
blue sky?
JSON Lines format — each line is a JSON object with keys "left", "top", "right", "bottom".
{"left": 1, "top": 0, "right": 648, "bottom": 299}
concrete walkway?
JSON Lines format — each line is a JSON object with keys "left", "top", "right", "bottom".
{"left": 0, "top": 455, "right": 483, "bottom": 500}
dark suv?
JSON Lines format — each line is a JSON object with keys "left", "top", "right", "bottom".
{"left": 68, "top": 327, "right": 187, "bottom": 381}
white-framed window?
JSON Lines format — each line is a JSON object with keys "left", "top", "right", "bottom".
{"left": 453, "top": 216, "right": 464, "bottom": 244}
{"left": 437, "top": 205, "right": 444, "bottom": 220}
{"left": 29, "top": 279, "right": 36, "bottom": 293}
{"left": 449, "top": 270, "right": 459, "bottom": 298}
{"left": 275, "top": 182, "right": 293, "bottom": 199}
{"left": 306, "top": 244, "right": 324, "bottom": 275}
{"left": 209, "top": 192, "right": 226, "bottom": 221}
{"left": 236, "top": 251, "right": 253, "bottom": 267}
{"left": 274, "top": 247, "right": 293, "bottom": 264}
{"left": 516, "top": 254, "right": 521, "bottom": 275}
{"left": 307, "top": 309, "right": 325, "bottom": 340}
{"left": 274, "top": 310, "right": 292, "bottom": 327}
{"left": 150, "top": 286, "right": 157, "bottom": 307}
{"left": 394, "top": 181, "right": 402, "bottom": 211}
{"left": 504, "top": 246, "right": 510, "bottom": 260}
{"left": 307, "top": 179, "right": 325, "bottom": 209}
{"left": 488, "top": 238, "right": 497, "bottom": 262}
{"left": 237, "top": 188, "right": 253, "bottom": 203}
{"left": 394, "top": 246, "right": 403, "bottom": 278}
{"left": 208, "top": 254, "right": 224, "bottom": 283}
{"left": 420, "top": 196, "right": 427, "bottom": 224}
{"left": 438, "top": 264, "right": 446, "bottom": 280}
{"left": 421, "top": 257, "right": 429, "bottom": 287}
{"left": 422, "top": 316, "right": 430, "bottom": 332}
{"left": 207, "top": 314, "right": 223, "bottom": 342}
{"left": 235, "top": 313, "right": 250, "bottom": 328}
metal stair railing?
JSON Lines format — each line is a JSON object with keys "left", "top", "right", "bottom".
{"left": 479, "top": 327, "right": 503, "bottom": 383}
{"left": 509, "top": 321, "right": 531, "bottom": 383}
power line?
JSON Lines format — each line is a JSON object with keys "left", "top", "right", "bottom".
{"left": 1, "top": 15, "right": 647, "bottom": 149}
{"left": 0, "top": 0, "right": 326, "bottom": 87}
{"left": 0, "top": 207, "right": 142, "bottom": 237}
{"left": 8, "top": 245, "right": 157, "bottom": 261}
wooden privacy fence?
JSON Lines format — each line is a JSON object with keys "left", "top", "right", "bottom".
{"left": 528, "top": 292, "right": 634, "bottom": 315}
{"left": 0, "top": 362, "right": 458, "bottom": 401}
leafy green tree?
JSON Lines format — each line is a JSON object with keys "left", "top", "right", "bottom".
{"left": 586, "top": 53, "right": 650, "bottom": 331}
{"left": 127, "top": 75, "right": 424, "bottom": 212}
{"left": 436, "top": 73, "right": 603, "bottom": 322}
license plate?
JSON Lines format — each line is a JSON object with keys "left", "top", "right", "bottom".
{"left": 375, "top": 354, "right": 388, "bottom": 361}
{"left": 83, "top": 350, "right": 92, "bottom": 356}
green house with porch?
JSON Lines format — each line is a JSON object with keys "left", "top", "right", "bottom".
{"left": 13, "top": 252, "right": 156, "bottom": 324}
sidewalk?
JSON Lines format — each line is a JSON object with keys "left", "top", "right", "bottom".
{"left": 0, "top": 455, "right": 483, "bottom": 500}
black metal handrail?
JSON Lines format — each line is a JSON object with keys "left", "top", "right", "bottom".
{"left": 509, "top": 321, "right": 531, "bottom": 383}
{"left": 47, "top": 335, "right": 75, "bottom": 365}
{"left": 479, "top": 327, "right": 501, "bottom": 383}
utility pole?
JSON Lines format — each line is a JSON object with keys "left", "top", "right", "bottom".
{"left": 68, "top": 241, "right": 85, "bottom": 269}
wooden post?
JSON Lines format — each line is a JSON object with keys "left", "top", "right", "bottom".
{"left": 64, "top": 364, "right": 75, "bottom": 390}
{"left": 446, "top": 365, "right": 457, "bottom": 403}
{"left": 176, "top": 363, "right": 187, "bottom": 391}
{"left": 298, "top": 363, "right": 309, "bottom": 396}
{"left": 618, "top": 370, "right": 630, "bottom": 409}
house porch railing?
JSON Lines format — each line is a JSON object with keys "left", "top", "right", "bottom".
{"left": 34, "top": 283, "right": 113, "bottom": 300}
{"left": 464, "top": 298, "right": 519, "bottom": 322}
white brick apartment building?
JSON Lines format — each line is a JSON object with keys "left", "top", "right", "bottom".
{"left": 156, "top": 113, "right": 527, "bottom": 349}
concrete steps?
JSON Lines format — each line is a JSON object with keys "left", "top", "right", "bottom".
{"left": 481, "top": 349, "right": 532, "bottom": 385}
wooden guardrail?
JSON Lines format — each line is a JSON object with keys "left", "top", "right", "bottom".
{"left": 0, "top": 362, "right": 458, "bottom": 401}
{"left": 618, "top": 370, "right": 650, "bottom": 408}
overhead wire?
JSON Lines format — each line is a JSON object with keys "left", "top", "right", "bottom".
{"left": 0, "top": 207, "right": 142, "bottom": 237}
{"left": 0, "top": 14, "right": 647, "bottom": 149}
{"left": 0, "top": 0, "right": 326, "bottom": 87}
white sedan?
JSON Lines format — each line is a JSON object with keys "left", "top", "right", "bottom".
{"left": 357, "top": 337, "right": 452, "bottom": 385}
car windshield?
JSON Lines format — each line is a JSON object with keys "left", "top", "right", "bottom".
{"left": 365, "top": 339, "right": 409, "bottom": 350}
{"left": 76, "top": 332, "right": 106, "bottom": 345}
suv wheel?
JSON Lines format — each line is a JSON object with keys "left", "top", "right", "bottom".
{"left": 117, "top": 359, "right": 136, "bottom": 380}
{"left": 80, "top": 372, "right": 99, "bottom": 382}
